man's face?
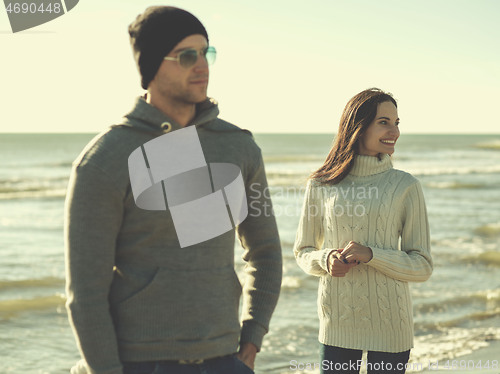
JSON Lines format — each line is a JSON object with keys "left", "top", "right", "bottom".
{"left": 149, "top": 34, "right": 209, "bottom": 106}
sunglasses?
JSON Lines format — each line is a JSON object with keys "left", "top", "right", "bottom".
{"left": 164, "top": 46, "right": 216, "bottom": 68}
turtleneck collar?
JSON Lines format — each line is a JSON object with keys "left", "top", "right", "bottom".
{"left": 349, "top": 154, "right": 393, "bottom": 177}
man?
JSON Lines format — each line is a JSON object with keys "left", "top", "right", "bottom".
{"left": 65, "top": 6, "right": 282, "bottom": 374}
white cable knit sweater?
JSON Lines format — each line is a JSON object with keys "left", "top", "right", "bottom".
{"left": 294, "top": 154, "right": 432, "bottom": 353}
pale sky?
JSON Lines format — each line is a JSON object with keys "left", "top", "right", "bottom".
{"left": 1, "top": 0, "right": 499, "bottom": 134}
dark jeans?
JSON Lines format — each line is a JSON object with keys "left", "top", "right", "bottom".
{"left": 123, "top": 354, "right": 254, "bottom": 374}
{"left": 320, "top": 344, "right": 410, "bottom": 374}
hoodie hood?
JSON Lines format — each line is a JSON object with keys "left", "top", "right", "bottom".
{"left": 117, "top": 96, "right": 220, "bottom": 135}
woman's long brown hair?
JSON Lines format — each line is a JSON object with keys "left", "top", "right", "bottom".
{"left": 311, "top": 88, "right": 397, "bottom": 185}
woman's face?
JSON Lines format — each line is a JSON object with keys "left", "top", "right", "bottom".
{"left": 358, "top": 101, "right": 400, "bottom": 156}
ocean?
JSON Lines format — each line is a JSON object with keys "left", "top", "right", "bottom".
{"left": 1, "top": 133, "right": 500, "bottom": 373}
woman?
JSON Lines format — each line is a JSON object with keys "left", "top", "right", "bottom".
{"left": 294, "top": 88, "right": 432, "bottom": 374}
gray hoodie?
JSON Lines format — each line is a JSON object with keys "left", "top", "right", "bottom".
{"left": 64, "top": 96, "right": 282, "bottom": 374}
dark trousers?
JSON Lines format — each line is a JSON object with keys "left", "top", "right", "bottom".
{"left": 123, "top": 354, "right": 254, "bottom": 374}
{"left": 320, "top": 344, "right": 410, "bottom": 374}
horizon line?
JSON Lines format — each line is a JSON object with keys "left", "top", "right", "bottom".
{"left": 1, "top": 131, "right": 500, "bottom": 136}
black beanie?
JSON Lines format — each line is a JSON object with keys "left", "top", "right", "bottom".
{"left": 128, "top": 6, "right": 209, "bottom": 90}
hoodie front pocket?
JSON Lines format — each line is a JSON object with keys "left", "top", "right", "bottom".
{"left": 111, "top": 266, "right": 242, "bottom": 342}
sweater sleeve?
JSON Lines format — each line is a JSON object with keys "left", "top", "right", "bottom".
{"left": 367, "top": 180, "right": 433, "bottom": 282}
{"left": 64, "top": 163, "right": 124, "bottom": 374}
{"left": 293, "top": 180, "right": 332, "bottom": 276}
{"left": 236, "top": 150, "right": 282, "bottom": 351}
